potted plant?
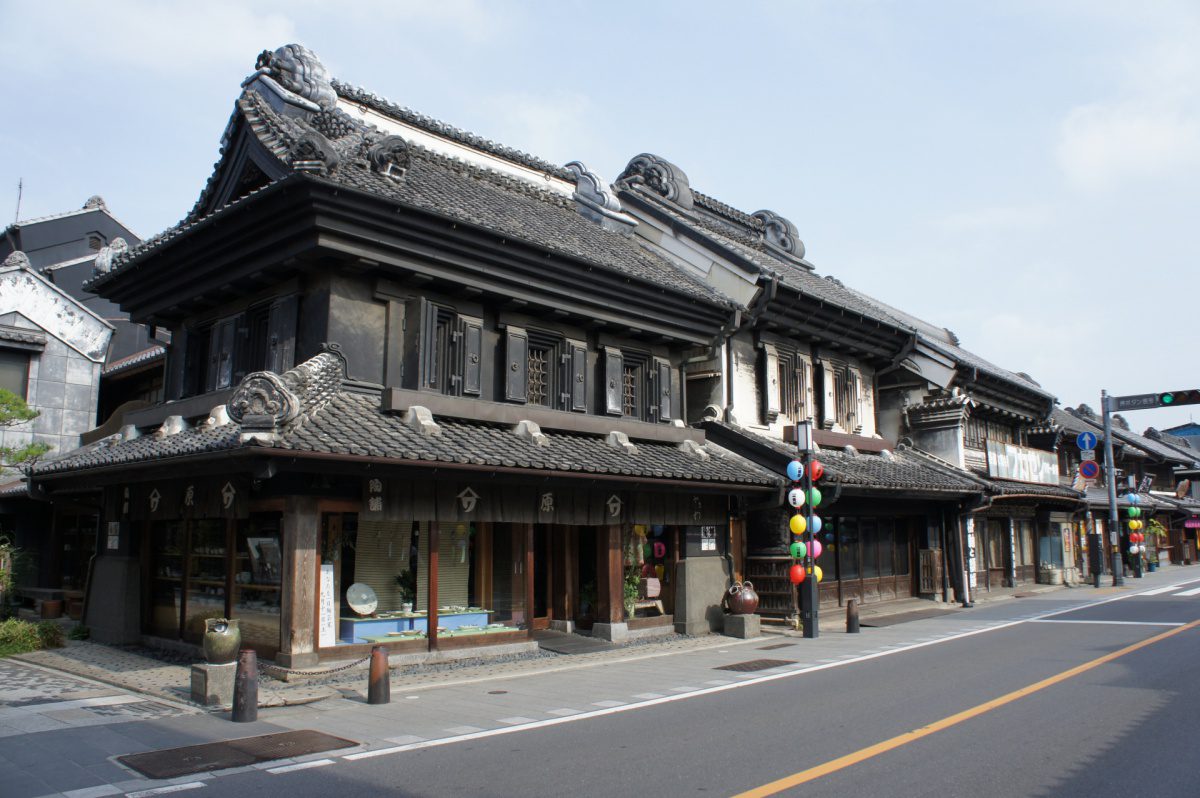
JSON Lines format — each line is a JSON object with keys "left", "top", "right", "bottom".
{"left": 395, "top": 569, "right": 416, "bottom": 612}
{"left": 623, "top": 566, "right": 640, "bottom": 619}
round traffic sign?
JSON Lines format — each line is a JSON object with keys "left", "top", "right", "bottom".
{"left": 1076, "top": 431, "right": 1097, "bottom": 451}
{"left": 1079, "top": 461, "right": 1100, "bottom": 480}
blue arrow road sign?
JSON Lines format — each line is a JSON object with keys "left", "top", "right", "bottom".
{"left": 1076, "top": 431, "right": 1097, "bottom": 450}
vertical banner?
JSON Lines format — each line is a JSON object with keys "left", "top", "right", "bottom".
{"left": 318, "top": 563, "right": 336, "bottom": 649}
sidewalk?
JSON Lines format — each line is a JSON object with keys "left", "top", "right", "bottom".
{"left": 6, "top": 566, "right": 1194, "bottom": 797}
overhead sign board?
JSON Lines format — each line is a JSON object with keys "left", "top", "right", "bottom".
{"left": 1111, "top": 390, "right": 1200, "bottom": 412}
{"left": 1079, "top": 460, "right": 1100, "bottom": 480}
{"left": 1076, "top": 431, "right": 1097, "bottom": 450}
{"left": 986, "top": 441, "right": 1059, "bottom": 485}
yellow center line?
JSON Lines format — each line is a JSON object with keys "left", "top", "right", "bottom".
{"left": 732, "top": 619, "right": 1200, "bottom": 798}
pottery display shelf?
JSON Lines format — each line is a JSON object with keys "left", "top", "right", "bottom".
{"left": 338, "top": 607, "right": 493, "bottom": 644}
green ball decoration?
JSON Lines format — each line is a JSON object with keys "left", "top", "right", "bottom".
{"left": 789, "top": 542, "right": 805, "bottom": 559}
{"left": 808, "top": 487, "right": 823, "bottom": 508}
{"left": 1127, "top": 507, "right": 1141, "bottom": 518}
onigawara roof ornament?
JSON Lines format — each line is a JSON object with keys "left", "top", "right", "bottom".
{"left": 616, "top": 153, "right": 693, "bottom": 209}
{"left": 751, "top": 209, "right": 805, "bottom": 259}
{"left": 248, "top": 43, "right": 337, "bottom": 112}
{"left": 93, "top": 237, "right": 129, "bottom": 277}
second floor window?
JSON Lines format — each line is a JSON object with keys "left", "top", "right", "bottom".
{"left": 182, "top": 295, "right": 299, "bottom": 396}
{"left": 761, "top": 343, "right": 812, "bottom": 426}
{"left": 603, "top": 347, "right": 672, "bottom": 422}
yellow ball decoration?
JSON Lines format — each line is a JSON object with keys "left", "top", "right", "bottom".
{"left": 789, "top": 514, "right": 808, "bottom": 536}
{"left": 814, "top": 565, "right": 824, "bottom": 583}
{"left": 1129, "top": 519, "right": 1142, "bottom": 531}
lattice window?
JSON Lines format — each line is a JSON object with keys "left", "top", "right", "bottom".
{"left": 622, "top": 363, "right": 640, "bottom": 418}
{"left": 528, "top": 346, "right": 550, "bottom": 406}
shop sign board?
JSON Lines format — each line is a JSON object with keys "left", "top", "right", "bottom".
{"left": 1184, "top": 518, "right": 1200, "bottom": 529}
{"left": 684, "top": 524, "right": 726, "bottom": 558}
{"left": 986, "top": 441, "right": 1059, "bottom": 485}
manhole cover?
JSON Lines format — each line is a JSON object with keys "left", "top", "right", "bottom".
{"left": 757, "top": 643, "right": 795, "bottom": 651}
{"left": 118, "top": 730, "right": 357, "bottom": 779}
{"left": 714, "top": 658, "right": 796, "bottom": 672}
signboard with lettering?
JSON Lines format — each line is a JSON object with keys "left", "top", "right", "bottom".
{"left": 684, "top": 524, "right": 727, "bottom": 558}
{"left": 318, "top": 564, "right": 336, "bottom": 649}
{"left": 986, "top": 441, "right": 1060, "bottom": 485}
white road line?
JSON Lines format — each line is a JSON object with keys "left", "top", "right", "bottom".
{"left": 29, "top": 695, "right": 144, "bottom": 713}
{"left": 63, "top": 785, "right": 121, "bottom": 798}
{"left": 1139, "top": 585, "right": 1189, "bottom": 596}
{"left": 591, "top": 700, "right": 626, "bottom": 708}
{"left": 497, "top": 716, "right": 537, "bottom": 725}
{"left": 267, "top": 759, "right": 334, "bottom": 774}
{"left": 341, "top": 584, "right": 1185, "bottom": 767}
{"left": 1174, "top": 587, "right": 1200, "bottom": 597}
{"left": 125, "top": 783, "right": 206, "bottom": 797}
{"left": 632, "top": 692, "right": 664, "bottom": 700}
{"left": 545, "top": 708, "right": 582, "bottom": 716}
{"left": 1030, "top": 619, "right": 1185, "bottom": 627}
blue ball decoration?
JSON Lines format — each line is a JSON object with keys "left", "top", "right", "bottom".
{"left": 787, "top": 460, "right": 804, "bottom": 482}
{"left": 811, "top": 515, "right": 823, "bottom": 535}
{"left": 824, "top": 532, "right": 834, "bottom": 542}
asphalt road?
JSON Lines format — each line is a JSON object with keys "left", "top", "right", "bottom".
{"left": 202, "top": 585, "right": 1200, "bottom": 798}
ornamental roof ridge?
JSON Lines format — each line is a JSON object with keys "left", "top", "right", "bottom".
{"left": 332, "top": 80, "right": 575, "bottom": 182}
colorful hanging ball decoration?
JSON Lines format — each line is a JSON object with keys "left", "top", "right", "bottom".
{"left": 790, "top": 541, "right": 805, "bottom": 559}
{"left": 814, "top": 565, "right": 824, "bottom": 583}
{"left": 809, "top": 460, "right": 825, "bottom": 481}
{"left": 787, "top": 488, "right": 807, "bottom": 508}
{"left": 653, "top": 541, "right": 666, "bottom": 558}
{"left": 808, "top": 487, "right": 823, "bottom": 508}
{"left": 1130, "top": 520, "right": 1143, "bottom": 531}
{"left": 1128, "top": 507, "right": 1141, "bottom": 518}
{"left": 824, "top": 532, "right": 835, "bottom": 543}
{"left": 808, "top": 539, "right": 823, "bottom": 559}
{"left": 789, "top": 564, "right": 807, "bottom": 584}
{"left": 787, "top": 460, "right": 804, "bottom": 482}
{"left": 651, "top": 524, "right": 665, "bottom": 536}
{"left": 1127, "top": 493, "right": 1141, "bottom": 506}
{"left": 789, "top": 514, "right": 808, "bottom": 536}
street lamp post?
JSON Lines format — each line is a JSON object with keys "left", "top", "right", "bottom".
{"left": 1101, "top": 390, "right": 1124, "bottom": 587}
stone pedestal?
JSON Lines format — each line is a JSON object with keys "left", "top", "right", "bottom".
{"left": 191, "top": 662, "right": 236, "bottom": 706}
{"left": 723, "top": 614, "right": 760, "bottom": 639}
{"left": 674, "top": 558, "right": 730, "bottom": 635}
{"left": 591, "top": 622, "right": 629, "bottom": 643}
{"left": 549, "top": 619, "right": 575, "bottom": 634}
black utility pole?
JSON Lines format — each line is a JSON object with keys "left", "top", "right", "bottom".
{"left": 795, "top": 422, "right": 819, "bottom": 639}
{"left": 1101, "top": 390, "right": 1124, "bottom": 587}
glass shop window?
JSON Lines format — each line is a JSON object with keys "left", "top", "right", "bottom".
{"left": 149, "top": 521, "right": 185, "bottom": 639}
{"left": 184, "top": 519, "right": 228, "bottom": 643}
{"left": 839, "top": 517, "right": 860, "bottom": 581}
{"left": 233, "top": 513, "right": 282, "bottom": 655}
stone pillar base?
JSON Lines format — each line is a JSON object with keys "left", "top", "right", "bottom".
{"left": 723, "top": 614, "right": 760, "bottom": 639}
{"left": 275, "top": 651, "right": 319, "bottom": 669}
{"left": 591, "top": 622, "right": 629, "bottom": 643}
{"left": 549, "top": 619, "right": 575, "bottom": 634}
{"left": 190, "top": 662, "right": 236, "bottom": 706}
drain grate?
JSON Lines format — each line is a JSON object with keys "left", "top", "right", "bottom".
{"left": 757, "top": 643, "right": 796, "bottom": 651}
{"left": 118, "top": 730, "right": 357, "bottom": 779}
{"left": 714, "top": 658, "right": 796, "bottom": 672}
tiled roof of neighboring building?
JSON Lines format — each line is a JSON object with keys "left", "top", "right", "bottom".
{"left": 701, "top": 420, "right": 982, "bottom": 495}
{"left": 102, "top": 344, "right": 166, "bottom": 377}
{"left": 0, "top": 479, "right": 29, "bottom": 499}
{"left": 0, "top": 324, "right": 47, "bottom": 347}
{"left": 1064, "top": 408, "right": 1198, "bottom": 466}
{"left": 36, "top": 354, "right": 779, "bottom": 489}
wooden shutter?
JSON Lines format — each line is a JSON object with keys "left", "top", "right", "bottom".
{"left": 568, "top": 339, "right": 588, "bottom": 412}
{"left": 761, "top": 344, "right": 780, "bottom": 422}
{"left": 603, "top": 347, "right": 623, "bottom": 416}
{"left": 459, "top": 316, "right": 483, "bottom": 396}
{"left": 654, "top": 357, "right": 672, "bottom": 423}
{"left": 504, "top": 326, "right": 528, "bottom": 402}
{"left": 267, "top": 295, "right": 299, "bottom": 373}
{"left": 404, "top": 296, "right": 436, "bottom": 390}
{"left": 207, "top": 317, "right": 236, "bottom": 391}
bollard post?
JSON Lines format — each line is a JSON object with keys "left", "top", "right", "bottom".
{"left": 232, "top": 649, "right": 258, "bottom": 723}
{"left": 367, "top": 645, "right": 391, "bottom": 705}
{"left": 846, "top": 599, "right": 859, "bottom": 634}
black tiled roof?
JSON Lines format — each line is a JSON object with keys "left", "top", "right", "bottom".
{"left": 701, "top": 420, "right": 982, "bottom": 495}
{"left": 94, "top": 91, "right": 727, "bottom": 308}
{"left": 37, "top": 355, "right": 778, "bottom": 489}
{"left": 1063, "top": 408, "right": 1197, "bottom": 466}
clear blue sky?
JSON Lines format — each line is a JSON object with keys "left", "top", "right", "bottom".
{"left": 2, "top": 0, "right": 1197, "bottom": 431}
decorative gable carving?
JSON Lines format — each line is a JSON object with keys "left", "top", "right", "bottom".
{"left": 565, "top": 160, "right": 636, "bottom": 234}
{"left": 93, "top": 237, "right": 129, "bottom": 278}
{"left": 290, "top": 130, "right": 339, "bottom": 175}
{"left": 227, "top": 371, "right": 301, "bottom": 430}
{"left": 616, "top": 153, "right": 693, "bottom": 209}
{"left": 751, "top": 209, "right": 805, "bottom": 259}
{"left": 368, "top": 135, "right": 411, "bottom": 181}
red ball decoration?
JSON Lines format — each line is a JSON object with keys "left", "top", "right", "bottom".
{"left": 789, "top": 564, "right": 807, "bottom": 584}
{"left": 809, "top": 460, "right": 825, "bottom": 481}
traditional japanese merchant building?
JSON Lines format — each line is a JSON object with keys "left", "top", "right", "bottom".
{"left": 607, "top": 153, "right": 989, "bottom": 617}
{"left": 31, "top": 44, "right": 782, "bottom": 665}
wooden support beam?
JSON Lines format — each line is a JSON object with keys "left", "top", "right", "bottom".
{"left": 525, "top": 523, "right": 535, "bottom": 638}
{"left": 599, "top": 524, "right": 624, "bottom": 624}
{"left": 278, "top": 494, "right": 319, "bottom": 668}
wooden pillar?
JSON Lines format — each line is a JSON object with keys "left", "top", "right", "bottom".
{"left": 428, "top": 522, "right": 439, "bottom": 651}
{"left": 475, "top": 523, "right": 492, "bottom": 610}
{"left": 525, "top": 523, "right": 535, "bottom": 637}
{"left": 597, "top": 524, "right": 624, "bottom": 623}
{"left": 278, "top": 495, "right": 318, "bottom": 668}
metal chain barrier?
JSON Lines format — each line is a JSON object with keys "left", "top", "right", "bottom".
{"left": 257, "top": 654, "right": 370, "bottom": 678}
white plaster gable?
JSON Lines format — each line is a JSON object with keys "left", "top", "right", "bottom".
{"left": 0, "top": 262, "right": 113, "bottom": 362}
{"left": 629, "top": 212, "right": 760, "bottom": 307}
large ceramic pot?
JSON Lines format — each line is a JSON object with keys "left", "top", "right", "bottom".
{"left": 727, "top": 581, "right": 760, "bottom": 615}
{"left": 203, "top": 618, "right": 241, "bottom": 664}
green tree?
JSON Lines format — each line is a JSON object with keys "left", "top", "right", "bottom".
{"left": 0, "top": 389, "right": 50, "bottom": 471}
